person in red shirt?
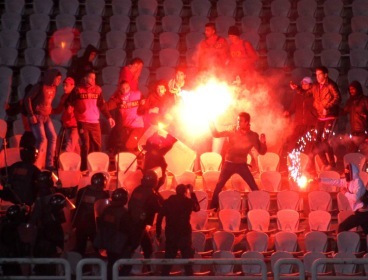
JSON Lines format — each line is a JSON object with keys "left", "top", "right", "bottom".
{"left": 197, "top": 23, "right": 228, "bottom": 74}
{"left": 118, "top": 57, "right": 144, "bottom": 91}
{"left": 227, "top": 25, "right": 258, "bottom": 83}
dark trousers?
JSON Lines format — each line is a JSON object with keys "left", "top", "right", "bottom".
{"left": 162, "top": 234, "right": 194, "bottom": 276}
{"left": 75, "top": 224, "right": 96, "bottom": 255}
{"left": 77, "top": 122, "right": 102, "bottom": 170}
{"left": 338, "top": 210, "right": 368, "bottom": 234}
{"left": 210, "top": 161, "right": 259, "bottom": 209}
{"left": 314, "top": 119, "right": 336, "bottom": 166}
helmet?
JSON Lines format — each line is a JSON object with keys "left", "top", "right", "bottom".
{"left": 6, "top": 204, "right": 22, "bottom": 220}
{"left": 91, "top": 172, "right": 108, "bottom": 189}
{"left": 36, "top": 171, "right": 54, "bottom": 190}
{"left": 20, "top": 145, "right": 38, "bottom": 163}
{"left": 49, "top": 193, "right": 66, "bottom": 211}
{"left": 141, "top": 170, "right": 158, "bottom": 188}
{"left": 111, "top": 188, "right": 128, "bottom": 204}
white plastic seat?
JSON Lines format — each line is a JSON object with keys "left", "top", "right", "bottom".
{"left": 109, "top": 15, "right": 130, "bottom": 32}
{"left": 240, "top": 31, "right": 260, "bottom": 50}
{"left": 219, "top": 190, "right": 242, "bottom": 211}
{"left": 164, "top": 140, "right": 196, "bottom": 176}
{"left": 33, "top": 0, "right": 53, "bottom": 15}
{"left": 134, "top": 31, "right": 154, "bottom": 49}
{"left": 271, "top": 0, "right": 291, "bottom": 16}
{"left": 241, "top": 251, "right": 264, "bottom": 275}
{"left": 1, "top": 13, "right": 22, "bottom": 31}
{"left": 348, "top": 32, "right": 368, "bottom": 50}
{"left": 276, "top": 209, "right": 302, "bottom": 233}
{"left": 337, "top": 231, "right": 361, "bottom": 253}
{"left": 24, "top": 48, "right": 45, "bottom": 67}
{"left": 352, "top": 0, "right": 368, "bottom": 16}
{"left": 216, "top": 0, "right": 236, "bottom": 17}
{"left": 294, "top": 32, "right": 315, "bottom": 50}
{"left": 304, "top": 231, "right": 328, "bottom": 253}
{"left": 0, "top": 48, "right": 18, "bottom": 66}
{"left": 190, "top": 0, "right": 211, "bottom": 17}
{"left": 323, "top": 0, "right": 343, "bottom": 16}
{"left": 52, "top": 29, "right": 75, "bottom": 49}
{"left": 26, "top": 30, "right": 46, "bottom": 49}
{"left": 80, "top": 31, "right": 100, "bottom": 49}
{"left": 351, "top": 16, "right": 368, "bottom": 33}
{"left": 333, "top": 252, "right": 358, "bottom": 275}
{"left": 296, "top": 16, "right": 316, "bottom": 33}
{"left": 115, "top": 152, "right": 137, "bottom": 172}
{"left": 269, "top": 16, "right": 290, "bottom": 33}
{"left": 308, "top": 210, "right": 332, "bottom": 232}
{"left": 102, "top": 66, "right": 120, "bottom": 85}
{"left": 59, "top": 0, "right": 79, "bottom": 15}
{"left": 212, "top": 231, "right": 235, "bottom": 251}
{"left": 189, "top": 16, "right": 209, "bottom": 32}
{"left": 293, "top": 49, "right": 314, "bottom": 68}
{"left": 159, "top": 32, "right": 180, "bottom": 49}
{"left": 247, "top": 190, "right": 270, "bottom": 211}
{"left": 82, "top": 15, "right": 102, "bottom": 31}
{"left": 138, "top": 0, "right": 157, "bottom": 15}
{"left": 303, "top": 252, "right": 327, "bottom": 275}
{"left": 135, "top": 15, "right": 156, "bottom": 31}
{"left": 350, "top": 49, "right": 368, "bottom": 68}
{"left": 244, "top": 231, "right": 270, "bottom": 253}
{"left": 258, "top": 152, "right": 280, "bottom": 173}
{"left": 200, "top": 152, "right": 222, "bottom": 172}
{"left": 274, "top": 231, "right": 298, "bottom": 252}
{"left": 277, "top": 190, "right": 301, "bottom": 211}
{"left": 85, "top": 0, "right": 105, "bottom": 15}
{"left": 159, "top": 48, "right": 180, "bottom": 67}
{"left": 343, "top": 152, "right": 366, "bottom": 171}
{"left": 19, "top": 66, "right": 42, "bottom": 85}
{"left": 231, "top": 173, "right": 252, "bottom": 193}
{"left": 105, "top": 48, "right": 126, "bottom": 67}
{"left": 308, "top": 190, "right": 332, "bottom": 212}
{"left": 106, "top": 31, "right": 127, "bottom": 49}
{"left": 297, "top": 0, "right": 317, "bottom": 17}
{"left": 163, "top": 0, "right": 183, "bottom": 16}
{"left": 318, "top": 170, "right": 340, "bottom": 193}
{"left": 247, "top": 209, "right": 272, "bottom": 232}
{"left": 322, "top": 32, "right": 342, "bottom": 50}
{"left": 117, "top": 170, "right": 143, "bottom": 192}
{"left": 0, "top": 30, "right": 20, "bottom": 48}
{"left": 219, "top": 209, "right": 243, "bottom": 232}
{"left": 161, "top": 15, "right": 182, "bottom": 33}
{"left": 242, "top": 0, "right": 262, "bottom": 16}
{"left": 260, "top": 170, "right": 281, "bottom": 192}
{"left": 12, "top": 119, "right": 24, "bottom": 135}
{"left": 212, "top": 250, "right": 239, "bottom": 276}
{"left": 55, "top": 14, "right": 76, "bottom": 30}
{"left": 112, "top": 0, "right": 132, "bottom": 15}
{"left": 190, "top": 210, "right": 211, "bottom": 232}
{"left": 5, "top": 0, "right": 25, "bottom": 14}
{"left": 271, "top": 251, "right": 294, "bottom": 275}
{"left": 215, "top": 16, "right": 236, "bottom": 37}
{"left": 323, "top": 15, "right": 343, "bottom": 33}
{"left": 320, "top": 49, "right": 341, "bottom": 68}
{"left": 87, "top": 152, "right": 110, "bottom": 172}
{"left": 185, "top": 32, "right": 204, "bottom": 50}
{"left": 266, "top": 32, "right": 286, "bottom": 50}
{"left": 139, "top": 67, "right": 150, "bottom": 86}
{"left": 202, "top": 170, "right": 220, "bottom": 193}
{"left": 337, "top": 193, "right": 352, "bottom": 211}
{"left": 267, "top": 49, "right": 287, "bottom": 68}
{"left": 241, "top": 16, "right": 262, "bottom": 33}
{"left": 194, "top": 190, "right": 208, "bottom": 210}
{"left": 101, "top": 84, "right": 117, "bottom": 101}
{"left": 171, "top": 171, "right": 196, "bottom": 189}
{"left": 29, "top": 14, "right": 50, "bottom": 32}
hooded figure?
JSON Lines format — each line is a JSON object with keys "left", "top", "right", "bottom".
{"left": 67, "top": 44, "right": 98, "bottom": 84}
{"left": 320, "top": 163, "right": 368, "bottom": 233}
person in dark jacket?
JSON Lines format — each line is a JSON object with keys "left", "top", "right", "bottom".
{"left": 95, "top": 188, "right": 131, "bottom": 279}
{"left": 156, "top": 184, "right": 200, "bottom": 276}
{"left": 25, "top": 69, "right": 62, "bottom": 170}
{"left": 67, "top": 44, "right": 98, "bottom": 84}
{"left": 209, "top": 112, "right": 267, "bottom": 210}
{"left": 0, "top": 145, "right": 40, "bottom": 206}
{"left": 343, "top": 81, "right": 368, "bottom": 154}
{"left": 128, "top": 170, "right": 163, "bottom": 259}
{"left": 73, "top": 172, "right": 110, "bottom": 256}
{"left": 290, "top": 66, "right": 341, "bottom": 170}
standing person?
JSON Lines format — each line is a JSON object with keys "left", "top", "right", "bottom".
{"left": 25, "top": 69, "right": 62, "bottom": 170}
{"left": 106, "top": 80, "right": 144, "bottom": 154}
{"left": 290, "top": 66, "right": 341, "bottom": 170}
{"left": 343, "top": 81, "right": 368, "bottom": 154}
{"left": 197, "top": 23, "right": 228, "bottom": 74}
{"left": 68, "top": 71, "right": 115, "bottom": 171}
{"left": 128, "top": 170, "right": 163, "bottom": 259}
{"left": 156, "top": 184, "right": 200, "bottom": 276}
{"left": 138, "top": 80, "right": 175, "bottom": 128}
{"left": 118, "top": 57, "right": 144, "bottom": 91}
{"left": 67, "top": 44, "right": 98, "bottom": 84}
{"left": 52, "top": 77, "right": 80, "bottom": 154}
{"left": 284, "top": 77, "right": 317, "bottom": 152}
{"left": 94, "top": 188, "right": 131, "bottom": 279}
{"left": 320, "top": 163, "right": 368, "bottom": 233}
{"left": 0, "top": 145, "right": 40, "bottom": 207}
{"left": 73, "top": 172, "right": 110, "bottom": 256}
{"left": 227, "top": 25, "right": 258, "bottom": 82}
{"left": 209, "top": 112, "right": 267, "bottom": 210}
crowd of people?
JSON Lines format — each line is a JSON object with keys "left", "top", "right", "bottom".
{"left": 1, "top": 21, "right": 368, "bottom": 277}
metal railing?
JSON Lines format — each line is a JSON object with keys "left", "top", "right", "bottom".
{"left": 273, "top": 258, "right": 305, "bottom": 280}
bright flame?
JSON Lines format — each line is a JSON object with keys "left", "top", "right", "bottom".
{"left": 297, "top": 175, "right": 308, "bottom": 189}
{"left": 174, "top": 78, "right": 234, "bottom": 137}
{"left": 61, "top": 41, "right": 66, "bottom": 49}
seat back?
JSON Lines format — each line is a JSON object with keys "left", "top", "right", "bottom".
{"left": 308, "top": 210, "right": 331, "bottom": 231}
{"left": 219, "top": 209, "right": 241, "bottom": 232}
{"left": 308, "top": 190, "right": 332, "bottom": 211}
{"left": 219, "top": 190, "right": 242, "bottom": 211}
{"left": 87, "top": 152, "right": 109, "bottom": 172}
{"left": 247, "top": 209, "right": 270, "bottom": 232}
{"left": 212, "top": 231, "right": 235, "bottom": 251}
{"left": 247, "top": 190, "right": 270, "bottom": 210}
{"left": 276, "top": 209, "right": 300, "bottom": 232}
{"left": 59, "top": 152, "right": 81, "bottom": 171}
{"left": 200, "top": 152, "right": 222, "bottom": 172}
{"left": 304, "top": 231, "right": 328, "bottom": 253}
{"left": 274, "top": 231, "right": 298, "bottom": 252}
{"left": 245, "top": 231, "right": 269, "bottom": 252}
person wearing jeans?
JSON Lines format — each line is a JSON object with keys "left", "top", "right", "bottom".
{"left": 25, "top": 69, "right": 62, "bottom": 170}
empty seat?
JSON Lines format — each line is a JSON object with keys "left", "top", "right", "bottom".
{"left": 82, "top": 15, "right": 102, "bottom": 31}
{"left": 112, "top": 0, "right": 132, "bottom": 15}
{"left": 135, "top": 15, "right": 156, "bottom": 31}
{"left": 350, "top": 49, "right": 368, "bottom": 67}
{"left": 33, "top": 0, "right": 53, "bottom": 15}
{"left": 186, "top": 32, "right": 204, "bottom": 50}
{"left": 0, "top": 30, "right": 20, "bottom": 48}
{"left": 163, "top": 0, "right": 183, "bottom": 16}
{"left": 102, "top": 66, "right": 120, "bottom": 85}
{"left": 323, "top": 0, "right": 343, "bottom": 16}
{"left": 189, "top": 16, "right": 209, "bottom": 32}
{"left": 351, "top": 16, "right": 368, "bottom": 33}
{"left": 134, "top": 31, "right": 154, "bottom": 49}
{"left": 322, "top": 15, "right": 343, "bottom": 33}
{"left": 109, "top": 15, "right": 130, "bottom": 32}
{"left": 216, "top": 0, "right": 236, "bottom": 17}
{"left": 29, "top": 13, "right": 50, "bottom": 32}
{"left": 161, "top": 15, "right": 182, "bottom": 32}
{"left": 240, "top": 31, "right": 260, "bottom": 50}
{"left": 297, "top": 0, "right": 317, "bottom": 17}
{"left": 347, "top": 68, "right": 368, "bottom": 86}
{"left": 269, "top": 16, "right": 290, "bottom": 33}
{"left": 85, "top": 0, "right": 105, "bottom": 15}
{"left": 295, "top": 32, "right": 315, "bottom": 50}
{"left": 1, "top": 13, "right": 22, "bottom": 31}
{"left": 5, "top": 0, "right": 25, "bottom": 14}
{"left": 132, "top": 48, "right": 153, "bottom": 67}
{"left": 80, "top": 31, "right": 100, "bottom": 48}
{"left": 105, "top": 48, "right": 127, "bottom": 67}
{"left": 352, "top": 0, "right": 368, "bottom": 16}
{"left": 138, "top": 0, "right": 157, "bottom": 15}
{"left": 191, "top": 0, "right": 211, "bottom": 17}
{"left": 296, "top": 16, "right": 316, "bottom": 32}
{"left": 0, "top": 48, "right": 18, "bottom": 66}
{"left": 24, "top": 48, "right": 45, "bottom": 67}
{"left": 59, "top": 0, "right": 79, "bottom": 15}
{"left": 106, "top": 30, "right": 127, "bottom": 49}
{"left": 242, "top": 0, "right": 262, "bottom": 16}
{"left": 55, "top": 14, "right": 76, "bottom": 29}
{"left": 241, "top": 16, "right": 262, "bottom": 33}
{"left": 159, "top": 32, "right": 180, "bottom": 49}
{"left": 215, "top": 16, "right": 236, "bottom": 37}
{"left": 348, "top": 32, "right": 368, "bottom": 50}
{"left": 271, "top": 0, "right": 291, "bottom": 16}
{"left": 267, "top": 50, "right": 288, "bottom": 68}
{"left": 26, "top": 30, "right": 47, "bottom": 48}
{"left": 320, "top": 49, "right": 341, "bottom": 68}
{"left": 20, "top": 66, "right": 42, "bottom": 85}
{"left": 266, "top": 32, "right": 286, "bottom": 50}
{"left": 321, "top": 32, "right": 342, "bottom": 50}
